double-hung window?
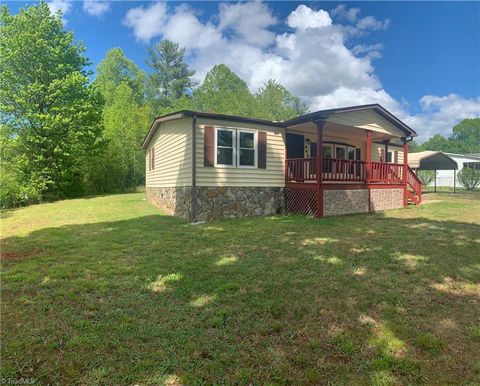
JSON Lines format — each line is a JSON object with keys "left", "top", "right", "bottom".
{"left": 238, "top": 131, "right": 256, "bottom": 167}
{"left": 216, "top": 128, "right": 235, "bottom": 166}
{"left": 387, "top": 151, "right": 393, "bottom": 163}
{"left": 215, "top": 127, "right": 257, "bottom": 168}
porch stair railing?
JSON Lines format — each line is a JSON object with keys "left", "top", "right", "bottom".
{"left": 406, "top": 166, "right": 422, "bottom": 205}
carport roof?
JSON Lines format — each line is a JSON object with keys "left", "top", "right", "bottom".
{"left": 408, "top": 151, "right": 458, "bottom": 170}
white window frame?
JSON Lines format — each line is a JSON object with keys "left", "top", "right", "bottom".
{"left": 323, "top": 144, "right": 333, "bottom": 158}
{"left": 214, "top": 127, "right": 236, "bottom": 168}
{"left": 387, "top": 151, "right": 394, "bottom": 163}
{"left": 213, "top": 127, "right": 258, "bottom": 168}
{"left": 334, "top": 144, "right": 347, "bottom": 160}
{"left": 347, "top": 146, "right": 356, "bottom": 161}
{"left": 237, "top": 129, "right": 257, "bottom": 169}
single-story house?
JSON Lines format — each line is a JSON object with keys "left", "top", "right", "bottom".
{"left": 141, "top": 104, "right": 422, "bottom": 222}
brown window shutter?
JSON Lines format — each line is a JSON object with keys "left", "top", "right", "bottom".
{"left": 381, "top": 149, "right": 385, "bottom": 162}
{"left": 204, "top": 126, "right": 215, "bottom": 167}
{"left": 258, "top": 131, "right": 267, "bottom": 169}
{"left": 152, "top": 148, "right": 155, "bottom": 170}
{"left": 148, "top": 149, "right": 151, "bottom": 171}
{"left": 394, "top": 151, "right": 398, "bottom": 164}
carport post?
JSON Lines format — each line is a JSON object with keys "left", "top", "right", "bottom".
{"left": 454, "top": 170, "right": 456, "bottom": 193}
{"left": 434, "top": 169, "right": 437, "bottom": 192}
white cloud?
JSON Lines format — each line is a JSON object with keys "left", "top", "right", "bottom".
{"left": 161, "top": 5, "right": 223, "bottom": 50}
{"left": 83, "top": 0, "right": 110, "bottom": 17}
{"left": 123, "top": 2, "right": 167, "bottom": 42}
{"left": 357, "top": 15, "right": 390, "bottom": 31}
{"left": 47, "top": 0, "right": 72, "bottom": 25}
{"left": 405, "top": 94, "right": 480, "bottom": 141}
{"left": 287, "top": 5, "right": 332, "bottom": 30}
{"left": 352, "top": 43, "right": 384, "bottom": 60}
{"left": 218, "top": 2, "right": 277, "bottom": 46}
{"left": 123, "top": 2, "right": 479, "bottom": 142}
{"left": 331, "top": 4, "right": 360, "bottom": 23}
{"left": 331, "top": 4, "right": 389, "bottom": 37}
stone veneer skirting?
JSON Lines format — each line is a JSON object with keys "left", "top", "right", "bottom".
{"left": 147, "top": 186, "right": 403, "bottom": 221}
{"left": 323, "top": 189, "right": 369, "bottom": 216}
{"left": 370, "top": 188, "right": 404, "bottom": 212}
{"left": 147, "top": 186, "right": 284, "bottom": 222}
{"left": 146, "top": 186, "right": 192, "bottom": 220}
{"left": 323, "top": 188, "right": 404, "bottom": 217}
{"left": 196, "top": 186, "right": 284, "bottom": 222}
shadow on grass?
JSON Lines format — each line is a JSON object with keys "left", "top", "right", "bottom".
{"left": 1, "top": 211, "right": 479, "bottom": 385}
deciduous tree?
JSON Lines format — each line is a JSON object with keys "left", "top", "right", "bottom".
{"left": 255, "top": 79, "right": 308, "bottom": 120}
{"left": 194, "top": 64, "right": 257, "bottom": 117}
{"left": 451, "top": 118, "right": 480, "bottom": 153}
{"left": 0, "top": 2, "right": 103, "bottom": 202}
{"left": 96, "top": 47, "right": 146, "bottom": 105}
{"left": 95, "top": 48, "right": 151, "bottom": 191}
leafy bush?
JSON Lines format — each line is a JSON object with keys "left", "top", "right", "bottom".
{"left": 0, "top": 171, "right": 41, "bottom": 208}
{"left": 457, "top": 167, "right": 480, "bottom": 191}
{"left": 417, "top": 170, "right": 436, "bottom": 186}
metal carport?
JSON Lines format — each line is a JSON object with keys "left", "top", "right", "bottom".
{"left": 408, "top": 151, "right": 458, "bottom": 192}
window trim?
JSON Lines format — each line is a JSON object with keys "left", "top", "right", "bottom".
{"left": 323, "top": 143, "right": 333, "bottom": 158}
{"left": 237, "top": 129, "right": 257, "bottom": 169}
{"left": 387, "top": 151, "right": 393, "bottom": 163}
{"left": 213, "top": 127, "right": 258, "bottom": 168}
{"left": 214, "top": 127, "right": 236, "bottom": 168}
{"left": 355, "top": 148, "right": 361, "bottom": 161}
{"left": 334, "top": 144, "right": 347, "bottom": 160}
{"left": 347, "top": 146, "right": 356, "bottom": 161}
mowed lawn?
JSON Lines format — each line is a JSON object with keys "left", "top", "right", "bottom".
{"left": 1, "top": 193, "right": 479, "bottom": 385}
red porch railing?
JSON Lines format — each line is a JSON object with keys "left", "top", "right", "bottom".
{"left": 368, "top": 161, "right": 403, "bottom": 183}
{"left": 406, "top": 166, "right": 422, "bottom": 204}
{"left": 323, "top": 158, "right": 366, "bottom": 182}
{"left": 285, "top": 157, "right": 404, "bottom": 184}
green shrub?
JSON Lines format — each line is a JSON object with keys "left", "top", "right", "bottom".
{"left": 0, "top": 171, "right": 41, "bottom": 208}
{"left": 457, "top": 167, "right": 480, "bottom": 190}
{"left": 417, "top": 170, "right": 435, "bottom": 186}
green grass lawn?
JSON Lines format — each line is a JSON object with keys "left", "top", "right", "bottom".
{"left": 1, "top": 192, "right": 479, "bottom": 385}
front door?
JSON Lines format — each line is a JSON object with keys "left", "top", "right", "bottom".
{"left": 286, "top": 133, "right": 305, "bottom": 159}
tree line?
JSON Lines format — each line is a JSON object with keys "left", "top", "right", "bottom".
{"left": 0, "top": 2, "right": 307, "bottom": 208}
{"left": 410, "top": 118, "right": 480, "bottom": 154}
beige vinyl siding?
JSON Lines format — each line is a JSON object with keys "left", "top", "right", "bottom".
{"left": 196, "top": 119, "right": 285, "bottom": 187}
{"left": 327, "top": 110, "right": 406, "bottom": 138}
{"left": 145, "top": 118, "right": 192, "bottom": 187}
{"left": 372, "top": 143, "right": 404, "bottom": 164}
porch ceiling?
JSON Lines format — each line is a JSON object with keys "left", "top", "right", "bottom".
{"left": 286, "top": 121, "right": 399, "bottom": 142}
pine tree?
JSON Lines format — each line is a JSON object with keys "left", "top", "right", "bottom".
{"left": 146, "top": 40, "right": 195, "bottom": 110}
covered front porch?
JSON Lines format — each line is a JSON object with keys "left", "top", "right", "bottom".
{"left": 282, "top": 105, "right": 421, "bottom": 217}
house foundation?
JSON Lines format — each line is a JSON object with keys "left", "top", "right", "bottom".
{"left": 147, "top": 186, "right": 284, "bottom": 222}
{"left": 323, "top": 189, "right": 369, "bottom": 216}
{"left": 196, "top": 187, "right": 284, "bottom": 222}
{"left": 146, "top": 186, "right": 192, "bottom": 220}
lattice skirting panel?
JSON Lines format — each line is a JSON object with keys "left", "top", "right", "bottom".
{"left": 285, "top": 187, "right": 318, "bottom": 217}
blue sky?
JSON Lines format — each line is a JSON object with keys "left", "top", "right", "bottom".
{"left": 5, "top": 1, "right": 480, "bottom": 141}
